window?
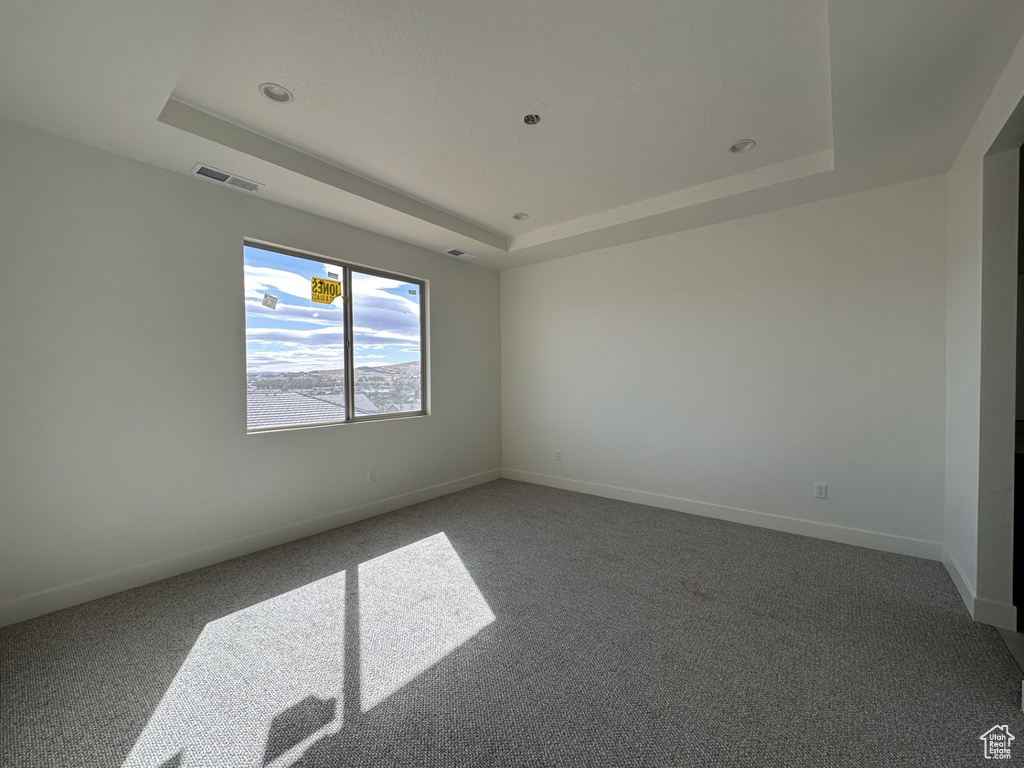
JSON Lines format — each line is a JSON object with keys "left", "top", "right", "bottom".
{"left": 243, "top": 242, "right": 426, "bottom": 432}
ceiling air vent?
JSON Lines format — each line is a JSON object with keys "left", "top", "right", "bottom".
{"left": 445, "top": 248, "right": 477, "bottom": 261}
{"left": 190, "top": 163, "right": 263, "bottom": 193}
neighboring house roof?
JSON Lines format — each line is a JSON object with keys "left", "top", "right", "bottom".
{"left": 247, "top": 391, "right": 378, "bottom": 429}
{"left": 313, "top": 392, "right": 379, "bottom": 414}
{"left": 384, "top": 403, "right": 422, "bottom": 413}
{"left": 354, "top": 393, "right": 380, "bottom": 414}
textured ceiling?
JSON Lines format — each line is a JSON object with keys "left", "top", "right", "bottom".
{"left": 2, "top": 0, "right": 1024, "bottom": 269}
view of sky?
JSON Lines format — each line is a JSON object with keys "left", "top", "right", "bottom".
{"left": 243, "top": 245, "right": 422, "bottom": 373}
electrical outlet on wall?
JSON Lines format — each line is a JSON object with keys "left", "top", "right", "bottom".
{"left": 814, "top": 483, "right": 827, "bottom": 499}
{"left": 554, "top": 450, "right": 561, "bottom": 461}
{"left": 367, "top": 470, "right": 375, "bottom": 483}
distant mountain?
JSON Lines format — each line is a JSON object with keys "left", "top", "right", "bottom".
{"left": 247, "top": 360, "right": 421, "bottom": 411}
{"left": 354, "top": 361, "right": 420, "bottom": 376}
{"left": 248, "top": 361, "right": 420, "bottom": 379}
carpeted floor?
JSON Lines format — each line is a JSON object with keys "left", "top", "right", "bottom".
{"left": 1, "top": 479, "right": 1021, "bottom": 767}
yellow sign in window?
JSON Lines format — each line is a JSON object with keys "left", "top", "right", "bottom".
{"left": 311, "top": 277, "right": 342, "bottom": 304}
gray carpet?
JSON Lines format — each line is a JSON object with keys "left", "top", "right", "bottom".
{"left": 1, "top": 479, "right": 1021, "bottom": 767}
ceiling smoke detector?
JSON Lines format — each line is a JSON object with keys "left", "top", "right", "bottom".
{"left": 513, "top": 212, "right": 530, "bottom": 221}
{"left": 523, "top": 114, "right": 540, "bottom": 125}
{"left": 729, "top": 139, "right": 756, "bottom": 153}
{"left": 259, "top": 82, "right": 293, "bottom": 103}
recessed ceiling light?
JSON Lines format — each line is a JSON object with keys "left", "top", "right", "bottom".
{"left": 729, "top": 139, "right": 756, "bottom": 153}
{"left": 513, "top": 212, "right": 530, "bottom": 221}
{"left": 259, "top": 83, "right": 293, "bottom": 103}
{"left": 523, "top": 114, "right": 540, "bottom": 125}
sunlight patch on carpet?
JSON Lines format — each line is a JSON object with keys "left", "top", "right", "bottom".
{"left": 121, "top": 532, "right": 494, "bottom": 766}
{"left": 121, "top": 570, "right": 346, "bottom": 768}
{"left": 358, "top": 532, "right": 495, "bottom": 711}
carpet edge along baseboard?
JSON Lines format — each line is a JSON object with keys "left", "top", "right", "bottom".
{"left": 0, "top": 468, "right": 503, "bottom": 628}
{"left": 502, "top": 468, "right": 942, "bottom": 561}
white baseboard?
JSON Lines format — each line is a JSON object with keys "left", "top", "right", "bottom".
{"left": 975, "top": 597, "right": 1018, "bottom": 630}
{"left": 941, "top": 545, "right": 1018, "bottom": 629}
{"left": 502, "top": 468, "right": 942, "bottom": 561}
{"left": 0, "top": 468, "right": 502, "bottom": 628}
{"left": 942, "top": 545, "right": 977, "bottom": 618}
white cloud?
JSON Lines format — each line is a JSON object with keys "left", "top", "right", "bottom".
{"left": 352, "top": 326, "right": 420, "bottom": 345}
{"left": 246, "top": 326, "right": 347, "bottom": 344}
{"left": 243, "top": 251, "right": 422, "bottom": 373}
{"left": 245, "top": 298, "right": 344, "bottom": 326}
{"left": 245, "top": 343, "right": 347, "bottom": 373}
{"left": 244, "top": 266, "right": 312, "bottom": 301}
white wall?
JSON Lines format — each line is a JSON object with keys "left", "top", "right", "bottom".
{"left": 502, "top": 176, "right": 947, "bottom": 558}
{"left": 944, "top": 150, "right": 983, "bottom": 605}
{"left": 0, "top": 118, "right": 502, "bottom": 626}
{"left": 944, "top": 33, "right": 1024, "bottom": 629}
{"left": 978, "top": 151, "right": 1019, "bottom": 625}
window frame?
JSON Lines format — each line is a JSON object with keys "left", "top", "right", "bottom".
{"left": 244, "top": 239, "right": 429, "bottom": 433}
